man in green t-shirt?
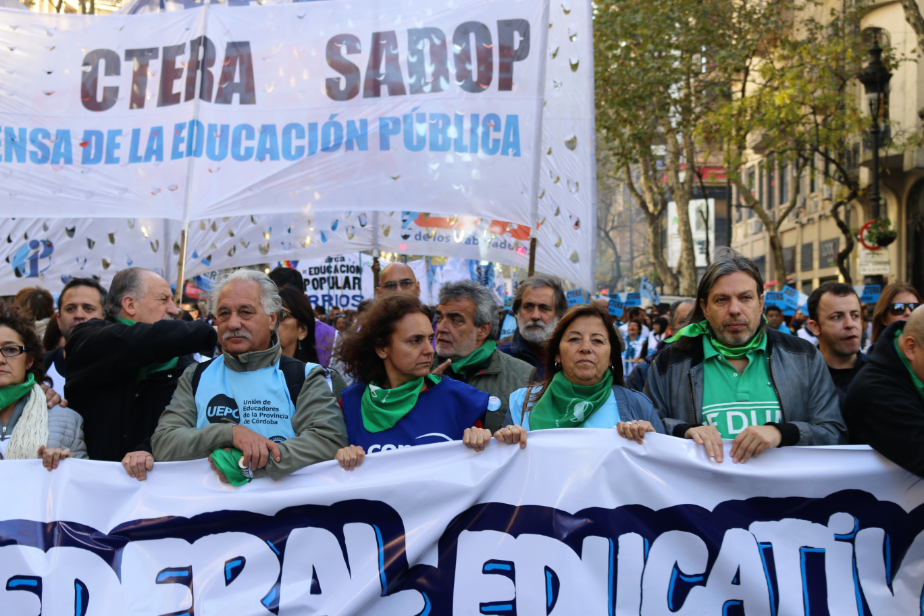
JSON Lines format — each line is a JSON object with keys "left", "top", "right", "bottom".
{"left": 644, "top": 248, "right": 845, "bottom": 463}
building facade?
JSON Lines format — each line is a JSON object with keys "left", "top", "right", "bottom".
{"left": 732, "top": 0, "right": 924, "bottom": 295}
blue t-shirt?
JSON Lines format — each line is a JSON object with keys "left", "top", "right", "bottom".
{"left": 340, "top": 377, "right": 489, "bottom": 454}
{"left": 507, "top": 386, "right": 665, "bottom": 433}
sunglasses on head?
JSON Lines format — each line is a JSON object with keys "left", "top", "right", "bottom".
{"left": 889, "top": 302, "right": 921, "bottom": 316}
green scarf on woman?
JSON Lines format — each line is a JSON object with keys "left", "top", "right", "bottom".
{"left": 667, "top": 317, "right": 766, "bottom": 359}
{"left": 529, "top": 370, "right": 613, "bottom": 430}
{"left": 361, "top": 374, "right": 442, "bottom": 433}
{"left": 0, "top": 373, "right": 35, "bottom": 410}
{"left": 115, "top": 317, "right": 179, "bottom": 382}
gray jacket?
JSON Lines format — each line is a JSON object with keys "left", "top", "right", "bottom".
{"left": 1, "top": 396, "right": 88, "bottom": 459}
{"left": 152, "top": 341, "right": 348, "bottom": 480}
{"left": 643, "top": 326, "right": 846, "bottom": 446}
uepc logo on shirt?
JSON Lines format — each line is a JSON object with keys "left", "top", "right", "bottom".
{"left": 206, "top": 394, "right": 240, "bottom": 424}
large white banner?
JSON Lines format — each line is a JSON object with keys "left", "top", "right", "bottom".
{"left": 0, "top": 0, "right": 549, "bottom": 223}
{"left": 1, "top": 432, "right": 922, "bottom": 615}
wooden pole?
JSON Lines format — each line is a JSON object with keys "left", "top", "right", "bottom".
{"left": 174, "top": 226, "right": 188, "bottom": 305}
{"left": 372, "top": 255, "right": 381, "bottom": 289}
{"left": 527, "top": 236, "right": 537, "bottom": 277}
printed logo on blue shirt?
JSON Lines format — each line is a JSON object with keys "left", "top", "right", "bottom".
{"left": 206, "top": 394, "right": 240, "bottom": 424}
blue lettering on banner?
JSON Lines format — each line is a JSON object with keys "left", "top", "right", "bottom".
{"left": 566, "top": 289, "right": 584, "bottom": 307}
{"left": 500, "top": 313, "right": 517, "bottom": 339}
{"left": 0, "top": 114, "right": 521, "bottom": 166}
{"left": 0, "top": 491, "right": 921, "bottom": 614}
{"left": 503, "top": 296, "right": 514, "bottom": 310}
{"left": 782, "top": 286, "right": 800, "bottom": 310}
{"left": 764, "top": 291, "right": 785, "bottom": 308}
{"left": 625, "top": 292, "right": 641, "bottom": 308}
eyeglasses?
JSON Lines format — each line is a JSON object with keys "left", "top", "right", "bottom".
{"left": 889, "top": 302, "right": 921, "bottom": 316}
{"left": 0, "top": 345, "right": 28, "bottom": 358}
{"left": 278, "top": 310, "right": 291, "bottom": 322}
{"left": 380, "top": 279, "right": 416, "bottom": 291}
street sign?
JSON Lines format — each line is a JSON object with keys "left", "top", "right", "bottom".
{"left": 859, "top": 248, "right": 891, "bottom": 276}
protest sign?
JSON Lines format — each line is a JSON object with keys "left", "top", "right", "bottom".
{"left": 566, "top": 288, "right": 585, "bottom": 306}
{"left": 608, "top": 296, "right": 624, "bottom": 318}
{"left": 0, "top": 0, "right": 550, "bottom": 226}
{"left": 284, "top": 254, "right": 374, "bottom": 309}
{"left": 1, "top": 434, "right": 921, "bottom": 615}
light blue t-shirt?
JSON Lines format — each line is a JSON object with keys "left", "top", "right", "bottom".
{"left": 507, "top": 386, "right": 665, "bottom": 433}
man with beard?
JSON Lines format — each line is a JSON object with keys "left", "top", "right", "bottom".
{"left": 65, "top": 268, "right": 218, "bottom": 478}
{"left": 805, "top": 283, "right": 867, "bottom": 410}
{"left": 645, "top": 248, "right": 845, "bottom": 464}
{"left": 498, "top": 275, "right": 568, "bottom": 380}
{"left": 434, "top": 280, "right": 534, "bottom": 433}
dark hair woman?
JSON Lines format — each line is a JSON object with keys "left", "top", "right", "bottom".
{"left": 0, "top": 301, "right": 87, "bottom": 468}
{"left": 499, "top": 303, "right": 664, "bottom": 444}
{"left": 333, "top": 293, "right": 523, "bottom": 470}
{"left": 276, "top": 286, "right": 320, "bottom": 364}
{"left": 870, "top": 282, "right": 922, "bottom": 346}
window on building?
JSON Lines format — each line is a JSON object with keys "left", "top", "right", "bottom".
{"left": 748, "top": 166, "right": 756, "bottom": 219}
{"left": 809, "top": 155, "right": 816, "bottom": 194}
{"left": 766, "top": 156, "right": 775, "bottom": 210}
{"left": 780, "top": 162, "right": 788, "bottom": 204}
{"left": 801, "top": 242, "right": 814, "bottom": 272}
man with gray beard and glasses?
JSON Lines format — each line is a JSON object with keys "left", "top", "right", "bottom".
{"left": 153, "top": 269, "right": 346, "bottom": 484}
{"left": 498, "top": 275, "right": 569, "bottom": 380}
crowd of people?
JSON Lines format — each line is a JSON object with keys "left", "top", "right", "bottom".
{"left": 1, "top": 247, "right": 922, "bottom": 482}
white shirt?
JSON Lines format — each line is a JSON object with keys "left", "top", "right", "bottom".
{"left": 797, "top": 327, "right": 818, "bottom": 345}
{"left": 620, "top": 323, "right": 650, "bottom": 340}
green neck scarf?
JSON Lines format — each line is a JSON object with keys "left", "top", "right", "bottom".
{"left": 895, "top": 330, "right": 924, "bottom": 400}
{"left": 0, "top": 373, "right": 35, "bottom": 411}
{"left": 449, "top": 339, "right": 497, "bottom": 374}
{"left": 361, "top": 374, "right": 441, "bottom": 433}
{"left": 529, "top": 370, "right": 613, "bottom": 430}
{"left": 210, "top": 448, "right": 251, "bottom": 486}
{"left": 115, "top": 317, "right": 179, "bottom": 382}
{"left": 668, "top": 319, "right": 766, "bottom": 359}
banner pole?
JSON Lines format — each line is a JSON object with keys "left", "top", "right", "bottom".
{"left": 174, "top": 0, "right": 211, "bottom": 306}
{"left": 174, "top": 225, "right": 188, "bottom": 304}
{"left": 526, "top": 0, "right": 550, "bottom": 281}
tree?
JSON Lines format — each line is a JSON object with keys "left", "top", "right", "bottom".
{"left": 703, "top": 1, "right": 900, "bottom": 287}
{"left": 595, "top": 0, "right": 725, "bottom": 295}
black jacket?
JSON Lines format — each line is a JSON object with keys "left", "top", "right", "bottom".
{"left": 844, "top": 320, "right": 924, "bottom": 476}
{"left": 64, "top": 317, "right": 218, "bottom": 462}
{"left": 497, "top": 329, "right": 547, "bottom": 380}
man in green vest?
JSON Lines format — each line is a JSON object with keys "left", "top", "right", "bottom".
{"left": 645, "top": 248, "right": 845, "bottom": 463}
{"left": 433, "top": 280, "right": 535, "bottom": 433}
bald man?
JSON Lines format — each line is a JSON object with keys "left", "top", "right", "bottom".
{"left": 844, "top": 305, "right": 924, "bottom": 477}
{"left": 376, "top": 263, "right": 420, "bottom": 297}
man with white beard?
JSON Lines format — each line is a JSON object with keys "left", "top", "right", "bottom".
{"left": 499, "top": 275, "right": 569, "bottom": 380}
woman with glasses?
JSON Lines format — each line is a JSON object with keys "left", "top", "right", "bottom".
{"left": 500, "top": 304, "right": 664, "bottom": 445}
{"left": 333, "top": 293, "right": 520, "bottom": 471}
{"left": 277, "top": 286, "right": 347, "bottom": 398}
{"left": 868, "top": 282, "right": 922, "bottom": 349}
{"left": 0, "top": 301, "right": 86, "bottom": 467}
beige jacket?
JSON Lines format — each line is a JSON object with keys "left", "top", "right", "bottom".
{"left": 151, "top": 341, "right": 347, "bottom": 480}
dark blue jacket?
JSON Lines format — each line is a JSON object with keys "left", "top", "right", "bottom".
{"left": 498, "top": 329, "right": 547, "bottom": 380}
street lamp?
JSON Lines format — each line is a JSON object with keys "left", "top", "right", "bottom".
{"left": 857, "top": 39, "right": 892, "bottom": 221}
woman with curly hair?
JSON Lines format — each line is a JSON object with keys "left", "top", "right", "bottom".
{"left": 0, "top": 301, "right": 86, "bottom": 468}
{"left": 333, "top": 293, "right": 525, "bottom": 470}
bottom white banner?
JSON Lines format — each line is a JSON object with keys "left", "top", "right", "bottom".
{"left": 2, "top": 432, "right": 923, "bottom": 615}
